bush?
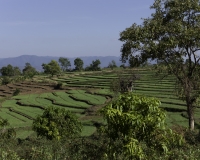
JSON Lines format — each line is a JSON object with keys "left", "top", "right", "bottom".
{"left": 1, "top": 76, "right": 11, "bottom": 85}
{"left": 32, "top": 106, "right": 82, "bottom": 140}
{"left": 0, "top": 149, "right": 21, "bottom": 160}
{"left": 54, "top": 82, "right": 63, "bottom": 89}
{"left": 171, "top": 125, "right": 200, "bottom": 145}
{"left": 184, "top": 130, "right": 200, "bottom": 145}
{"left": 12, "top": 88, "right": 20, "bottom": 96}
{"left": 100, "top": 93, "right": 184, "bottom": 159}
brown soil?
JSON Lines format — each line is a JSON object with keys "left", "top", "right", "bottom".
{"left": 79, "top": 96, "right": 112, "bottom": 120}
{"left": 0, "top": 81, "right": 63, "bottom": 96}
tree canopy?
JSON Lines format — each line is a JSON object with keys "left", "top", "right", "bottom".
{"left": 107, "top": 60, "right": 117, "bottom": 69}
{"left": 74, "top": 58, "right": 84, "bottom": 71}
{"left": 0, "top": 64, "right": 21, "bottom": 77}
{"left": 85, "top": 59, "right": 101, "bottom": 71}
{"left": 58, "top": 57, "right": 71, "bottom": 71}
{"left": 42, "top": 60, "right": 61, "bottom": 76}
{"left": 100, "top": 93, "right": 183, "bottom": 159}
{"left": 32, "top": 106, "right": 82, "bottom": 141}
{"left": 0, "top": 118, "right": 16, "bottom": 139}
{"left": 119, "top": 0, "right": 200, "bottom": 130}
{"left": 22, "top": 63, "right": 37, "bottom": 78}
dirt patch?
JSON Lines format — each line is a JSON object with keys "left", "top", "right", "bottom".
{"left": 79, "top": 115, "right": 103, "bottom": 121}
{"left": 0, "top": 81, "right": 66, "bottom": 96}
{"left": 83, "top": 96, "right": 112, "bottom": 117}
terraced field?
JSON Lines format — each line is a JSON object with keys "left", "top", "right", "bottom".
{"left": 0, "top": 68, "right": 199, "bottom": 138}
{"left": 0, "top": 86, "right": 109, "bottom": 137}
{"left": 48, "top": 69, "right": 200, "bottom": 128}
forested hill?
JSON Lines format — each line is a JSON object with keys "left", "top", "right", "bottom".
{"left": 0, "top": 55, "right": 123, "bottom": 71}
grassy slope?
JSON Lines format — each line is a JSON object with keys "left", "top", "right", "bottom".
{"left": 0, "top": 68, "right": 198, "bottom": 138}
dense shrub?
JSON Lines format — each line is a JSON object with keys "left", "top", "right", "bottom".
{"left": 54, "top": 82, "right": 63, "bottom": 89}
{"left": 100, "top": 93, "right": 184, "bottom": 159}
{"left": 0, "top": 149, "right": 21, "bottom": 160}
{"left": 1, "top": 76, "right": 11, "bottom": 85}
{"left": 0, "top": 127, "right": 200, "bottom": 159}
{"left": 32, "top": 106, "right": 82, "bottom": 140}
{"left": 12, "top": 88, "right": 20, "bottom": 96}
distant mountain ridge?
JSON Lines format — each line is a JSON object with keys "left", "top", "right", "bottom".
{"left": 0, "top": 55, "right": 123, "bottom": 71}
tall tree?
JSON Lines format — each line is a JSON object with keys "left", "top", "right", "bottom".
{"left": 91, "top": 59, "right": 101, "bottom": 71}
{"left": 0, "top": 65, "right": 21, "bottom": 77}
{"left": 58, "top": 57, "right": 71, "bottom": 71}
{"left": 42, "top": 60, "right": 61, "bottom": 76}
{"left": 74, "top": 58, "right": 84, "bottom": 71}
{"left": 119, "top": 0, "right": 200, "bottom": 130}
{"left": 0, "top": 64, "right": 14, "bottom": 76}
{"left": 85, "top": 59, "right": 101, "bottom": 71}
{"left": 13, "top": 67, "right": 21, "bottom": 76}
{"left": 108, "top": 60, "right": 117, "bottom": 69}
{"left": 22, "top": 63, "right": 37, "bottom": 78}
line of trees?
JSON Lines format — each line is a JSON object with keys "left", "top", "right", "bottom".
{"left": 0, "top": 58, "right": 121, "bottom": 85}
{"left": 0, "top": 58, "right": 121, "bottom": 79}
{"left": 0, "top": 63, "right": 38, "bottom": 78}
{"left": 41, "top": 58, "right": 103, "bottom": 76}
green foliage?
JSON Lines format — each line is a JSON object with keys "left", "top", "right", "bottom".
{"left": 23, "top": 63, "right": 38, "bottom": 78}
{"left": 54, "top": 82, "right": 63, "bottom": 89}
{"left": 13, "top": 67, "right": 21, "bottom": 76}
{"left": 100, "top": 93, "right": 183, "bottom": 159}
{"left": 74, "top": 58, "right": 84, "bottom": 71}
{"left": 110, "top": 70, "right": 139, "bottom": 94}
{"left": 32, "top": 106, "right": 82, "bottom": 140}
{"left": 184, "top": 130, "right": 200, "bottom": 145}
{"left": 107, "top": 60, "right": 117, "bottom": 69}
{"left": 0, "top": 64, "right": 14, "bottom": 76}
{"left": 85, "top": 59, "right": 101, "bottom": 71}
{"left": 120, "top": 64, "right": 126, "bottom": 68}
{"left": 12, "top": 88, "right": 20, "bottom": 96}
{"left": 58, "top": 57, "right": 71, "bottom": 71}
{"left": 1, "top": 76, "right": 11, "bottom": 85}
{"left": 66, "top": 134, "right": 108, "bottom": 160}
{"left": 0, "top": 65, "right": 21, "bottom": 77}
{"left": 0, "top": 133, "right": 200, "bottom": 160}
{"left": 0, "top": 149, "right": 21, "bottom": 160}
{"left": 0, "top": 118, "right": 16, "bottom": 139}
{"left": 42, "top": 60, "right": 61, "bottom": 77}
{"left": 0, "top": 118, "right": 9, "bottom": 127}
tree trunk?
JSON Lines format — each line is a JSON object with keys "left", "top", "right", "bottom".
{"left": 187, "top": 103, "right": 194, "bottom": 130}
{"left": 189, "top": 115, "right": 194, "bottom": 130}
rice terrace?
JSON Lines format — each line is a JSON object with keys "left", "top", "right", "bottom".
{"left": 2, "top": 0, "right": 200, "bottom": 159}
{"left": 1, "top": 68, "right": 199, "bottom": 139}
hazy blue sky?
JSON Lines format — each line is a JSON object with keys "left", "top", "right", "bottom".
{"left": 0, "top": 0, "right": 154, "bottom": 58}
